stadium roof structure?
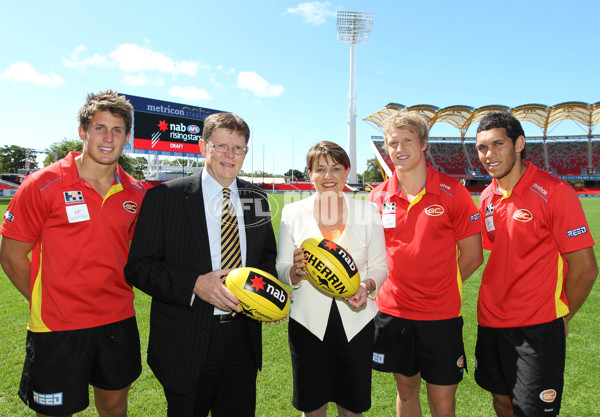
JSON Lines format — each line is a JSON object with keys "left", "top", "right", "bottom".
{"left": 364, "top": 101, "right": 600, "bottom": 137}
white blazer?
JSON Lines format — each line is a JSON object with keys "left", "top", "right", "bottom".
{"left": 276, "top": 194, "right": 388, "bottom": 341}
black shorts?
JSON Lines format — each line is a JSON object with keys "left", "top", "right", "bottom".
{"left": 19, "top": 316, "right": 142, "bottom": 416}
{"left": 372, "top": 312, "right": 466, "bottom": 385}
{"left": 474, "top": 319, "right": 565, "bottom": 417}
{"left": 289, "top": 301, "right": 374, "bottom": 413}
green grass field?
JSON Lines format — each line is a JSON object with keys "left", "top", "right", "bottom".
{"left": 0, "top": 194, "right": 598, "bottom": 416}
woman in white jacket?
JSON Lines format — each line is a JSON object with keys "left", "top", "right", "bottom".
{"left": 276, "top": 141, "right": 388, "bottom": 417}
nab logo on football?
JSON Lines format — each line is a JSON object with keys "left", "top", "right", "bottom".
{"left": 243, "top": 271, "right": 287, "bottom": 310}
{"left": 425, "top": 205, "right": 444, "bottom": 216}
{"left": 317, "top": 239, "right": 357, "bottom": 275}
{"left": 513, "top": 209, "right": 533, "bottom": 222}
{"left": 539, "top": 389, "right": 557, "bottom": 403}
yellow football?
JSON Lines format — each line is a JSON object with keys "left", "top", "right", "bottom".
{"left": 301, "top": 237, "right": 361, "bottom": 297}
{"left": 225, "top": 267, "right": 290, "bottom": 322}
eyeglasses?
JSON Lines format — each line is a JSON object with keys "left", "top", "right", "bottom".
{"left": 206, "top": 142, "right": 248, "bottom": 155}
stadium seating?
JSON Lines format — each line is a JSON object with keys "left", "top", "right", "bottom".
{"left": 546, "top": 141, "right": 588, "bottom": 175}
{"left": 428, "top": 142, "right": 469, "bottom": 175}
{"left": 371, "top": 136, "right": 600, "bottom": 180}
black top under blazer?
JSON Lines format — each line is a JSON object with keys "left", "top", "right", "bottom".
{"left": 125, "top": 171, "right": 278, "bottom": 394}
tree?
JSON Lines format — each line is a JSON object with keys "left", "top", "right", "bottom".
{"left": 0, "top": 145, "right": 38, "bottom": 173}
{"left": 44, "top": 139, "right": 82, "bottom": 166}
{"left": 129, "top": 157, "right": 148, "bottom": 180}
{"left": 362, "top": 158, "right": 384, "bottom": 183}
{"left": 283, "top": 169, "right": 305, "bottom": 180}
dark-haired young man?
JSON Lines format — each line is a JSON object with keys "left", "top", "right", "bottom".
{"left": 0, "top": 90, "right": 145, "bottom": 417}
{"left": 475, "top": 110, "right": 598, "bottom": 417}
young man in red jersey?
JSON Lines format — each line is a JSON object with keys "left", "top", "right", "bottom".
{"left": 368, "top": 111, "right": 483, "bottom": 417}
{"left": 475, "top": 110, "right": 598, "bottom": 417}
{"left": 0, "top": 90, "right": 145, "bottom": 417}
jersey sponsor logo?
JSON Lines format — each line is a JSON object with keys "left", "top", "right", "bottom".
{"left": 485, "top": 203, "right": 494, "bottom": 216}
{"left": 470, "top": 212, "right": 481, "bottom": 222}
{"left": 513, "top": 209, "right": 533, "bottom": 222}
{"left": 63, "top": 191, "right": 85, "bottom": 205}
{"left": 123, "top": 201, "right": 138, "bottom": 213}
{"left": 440, "top": 183, "right": 451, "bottom": 191}
{"left": 539, "top": 389, "right": 557, "bottom": 403}
{"left": 567, "top": 226, "right": 588, "bottom": 238}
{"left": 373, "top": 352, "right": 385, "bottom": 364}
{"left": 4, "top": 211, "right": 14, "bottom": 222}
{"left": 66, "top": 204, "right": 90, "bottom": 223}
{"left": 382, "top": 202, "right": 396, "bottom": 214}
{"left": 424, "top": 205, "right": 444, "bottom": 216}
{"left": 532, "top": 183, "right": 548, "bottom": 196}
{"left": 33, "top": 391, "right": 63, "bottom": 406}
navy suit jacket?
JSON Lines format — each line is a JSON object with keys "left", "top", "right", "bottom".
{"left": 125, "top": 171, "right": 277, "bottom": 393}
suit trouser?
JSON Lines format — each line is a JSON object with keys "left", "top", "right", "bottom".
{"left": 164, "top": 316, "right": 258, "bottom": 417}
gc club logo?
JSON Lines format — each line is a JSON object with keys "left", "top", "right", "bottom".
{"left": 424, "top": 205, "right": 444, "bottom": 216}
{"left": 123, "top": 201, "right": 138, "bottom": 214}
{"left": 513, "top": 209, "right": 533, "bottom": 222}
{"left": 539, "top": 389, "right": 557, "bottom": 403}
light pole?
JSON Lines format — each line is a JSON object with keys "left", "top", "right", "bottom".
{"left": 337, "top": 11, "right": 373, "bottom": 184}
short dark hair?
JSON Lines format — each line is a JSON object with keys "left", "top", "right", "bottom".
{"left": 202, "top": 113, "right": 250, "bottom": 144}
{"left": 477, "top": 111, "right": 526, "bottom": 158}
{"left": 77, "top": 90, "right": 133, "bottom": 134}
{"left": 306, "top": 141, "right": 351, "bottom": 172}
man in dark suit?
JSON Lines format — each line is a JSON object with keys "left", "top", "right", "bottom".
{"left": 125, "top": 112, "right": 277, "bottom": 417}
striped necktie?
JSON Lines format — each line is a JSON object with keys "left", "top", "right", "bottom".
{"left": 221, "top": 188, "right": 242, "bottom": 271}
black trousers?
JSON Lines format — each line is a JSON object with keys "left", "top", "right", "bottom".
{"left": 164, "top": 317, "right": 258, "bottom": 417}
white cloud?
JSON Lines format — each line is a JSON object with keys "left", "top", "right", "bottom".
{"left": 109, "top": 44, "right": 200, "bottom": 76}
{"left": 122, "top": 74, "right": 150, "bottom": 86}
{"left": 0, "top": 62, "right": 64, "bottom": 87}
{"left": 210, "top": 77, "right": 225, "bottom": 89}
{"left": 286, "top": 2, "right": 336, "bottom": 25}
{"left": 122, "top": 74, "right": 165, "bottom": 87}
{"left": 237, "top": 72, "right": 284, "bottom": 98}
{"left": 169, "top": 86, "right": 212, "bottom": 101}
{"left": 63, "top": 45, "right": 108, "bottom": 69}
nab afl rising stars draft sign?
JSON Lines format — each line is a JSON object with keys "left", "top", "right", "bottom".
{"left": 301, "top": 237, "right": 361, "bottom": 297}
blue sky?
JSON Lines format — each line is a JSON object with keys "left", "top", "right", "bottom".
{"left": 1, "top": 0, "right": 599, "bottom": 176}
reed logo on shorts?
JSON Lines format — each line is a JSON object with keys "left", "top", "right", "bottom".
{"left": 456, "top": 355, "right": 465, "bottom": 369}
{"left": 539, "top": 389, "right": 557, "bottom": 403}
{"left": 373, "top": 352, "right": 385, "bottom": 364}
{"left": 33, "top": 391, "right": 63, "bottom": 406}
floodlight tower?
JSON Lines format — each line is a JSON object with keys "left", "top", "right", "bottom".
{"left": 337, "top": 11, "right": 373, "bottom": 184}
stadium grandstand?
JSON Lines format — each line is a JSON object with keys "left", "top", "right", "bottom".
{"left": 364, "top": 101, "right": 600, "bottom": 195}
